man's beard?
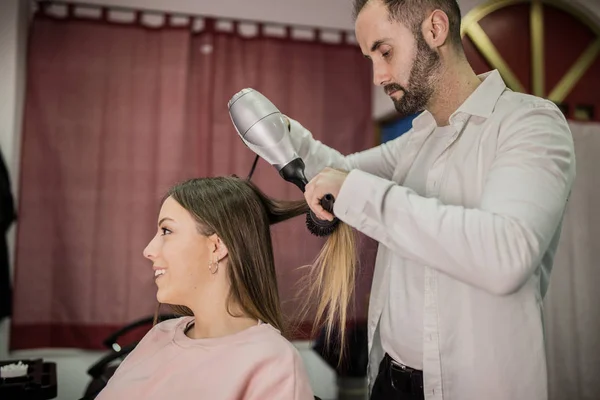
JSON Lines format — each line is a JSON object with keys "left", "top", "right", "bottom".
{"left": 384, "top": 34, "right": 441, "bottom": 116}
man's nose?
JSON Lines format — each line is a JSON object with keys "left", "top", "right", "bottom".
{"left": 372, "top": 61, "right": 390, "bottom": 86}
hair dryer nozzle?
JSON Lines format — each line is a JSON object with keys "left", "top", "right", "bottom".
{"left": 279, "top": 158, "right": 308, "bottom": 192}
{"left": 228, "top": 88, "right": 299, "bottom": 170}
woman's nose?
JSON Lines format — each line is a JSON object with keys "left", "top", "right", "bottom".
{"left": 143, "top": 236, "right": 158, "bottom": 260}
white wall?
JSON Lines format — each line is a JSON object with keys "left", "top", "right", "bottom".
{"left": 0, "top": 0, "right": 28, "bottom": 360}
{"left": 0, "top": 0, "right": 27, "bottom": 199}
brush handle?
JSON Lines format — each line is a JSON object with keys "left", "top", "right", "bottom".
{"left": 319, "top": 194, "right": 335, "bottom": 215}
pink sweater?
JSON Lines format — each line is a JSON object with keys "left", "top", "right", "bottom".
{"left": 96, "top": 316, "right": 315, "bottom": 400}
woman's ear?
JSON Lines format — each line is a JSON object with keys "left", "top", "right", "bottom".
{"left": 208, "top": 234, "right": 229, "bottom": 262}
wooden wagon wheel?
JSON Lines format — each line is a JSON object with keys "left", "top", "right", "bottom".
{"left": 461, "top": 0, "right": 600, "bottom": 119}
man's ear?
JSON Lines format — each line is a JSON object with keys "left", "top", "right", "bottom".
{"left": 422, "top": 9, "right": 450, "bottom": 49}
{"left": 208, "top": 234, "right": 229, "bottom": 262}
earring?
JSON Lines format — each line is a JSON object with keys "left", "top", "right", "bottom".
{"left": 208, "top": 257, "right": 219, "bottom": 274}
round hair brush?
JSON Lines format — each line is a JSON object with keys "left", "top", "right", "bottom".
{"left": 228, "top": 88, "right": 340, "bottom": 237}
{"left": 306, "top": 194, "right": 340, "bottom": 237}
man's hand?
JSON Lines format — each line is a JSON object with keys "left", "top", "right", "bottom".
{"left": 305, "top": 167, "right": 349, "bottom": 221}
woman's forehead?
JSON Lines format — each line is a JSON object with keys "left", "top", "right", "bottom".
{"left": 158, "top": 197, "right": 187, "bottom": 221}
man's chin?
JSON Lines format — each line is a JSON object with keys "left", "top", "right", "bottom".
{"left": 392, "top": 94, "right": 426, "bottom": 116}
{"left": 393, "top": 104, "right": 419, "bottom": 116}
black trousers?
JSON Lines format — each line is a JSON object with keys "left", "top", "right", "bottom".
{"left": 370, "top": 354, "right": 425, "bottom": 400}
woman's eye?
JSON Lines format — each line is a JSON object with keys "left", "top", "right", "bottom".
{"left": 161, "top": 228, "right": 172, "bottom": 236}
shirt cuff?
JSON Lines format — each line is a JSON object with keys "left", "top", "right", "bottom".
{"left": 333, "top": 169, "right": 393, "bottom": 228}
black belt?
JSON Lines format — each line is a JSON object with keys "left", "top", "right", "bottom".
{"left": 383, "top": 353, "right": 424, "bottom": 398}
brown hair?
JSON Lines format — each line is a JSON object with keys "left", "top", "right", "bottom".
{"left": 154, "top": 176, "right": 357, "bottom": 355}
{"left": 353, "top": 0, "right": 463, "bottom": 49}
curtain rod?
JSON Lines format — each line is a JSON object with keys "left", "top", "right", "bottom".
{"left": 34, "top": 0, "right": 356, "bottom": 34}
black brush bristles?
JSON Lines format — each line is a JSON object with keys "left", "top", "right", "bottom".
{"left": 306, "top": 194, "right": 340, "bottom": 237}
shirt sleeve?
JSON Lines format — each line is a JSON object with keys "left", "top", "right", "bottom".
{"left": 287, "top": 116, "right": 408, "bottom": 181}
{"left": 333, "top": 102, "right": 576, "bottom": 295}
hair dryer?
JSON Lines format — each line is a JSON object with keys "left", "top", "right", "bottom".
{"left": 228, "top": 88, "right": 339, "bottom": 237}
{"left": 227, "top": 88, "right": 309, "bottom": 192}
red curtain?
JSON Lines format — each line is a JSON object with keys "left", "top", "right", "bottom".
{"left": 11, "top": 11, "right": 376, "bottom": 350}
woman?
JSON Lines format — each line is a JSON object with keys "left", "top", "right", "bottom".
{"left": 96, "top": 176, "right": 357, "bottom": 399}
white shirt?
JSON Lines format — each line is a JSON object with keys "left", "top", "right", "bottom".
{"left": 288, "top": 70, "right": 575, "bottom": 400}
{"left": 380, "top": 124, "right": 455, "bottom": 370}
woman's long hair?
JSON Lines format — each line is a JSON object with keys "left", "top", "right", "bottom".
{"left": 154, "top": 176, "right": 357, "bottom": 356}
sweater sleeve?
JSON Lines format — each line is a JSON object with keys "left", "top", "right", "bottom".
{"left": 243, "top": 346, "right": 315, "bottom": 400}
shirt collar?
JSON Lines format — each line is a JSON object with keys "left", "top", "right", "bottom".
{"left": 410, "top": 69, "right": 507, "bottom": 131}
{"left": 411, "top": 110, "right": 436, "bottom": 131}
{"left": 452, "top": 69, "right": 506, "bottom": 119}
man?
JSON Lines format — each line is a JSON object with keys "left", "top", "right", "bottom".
{"left": 286, "top": 0, "right": 576, "bottom": 399}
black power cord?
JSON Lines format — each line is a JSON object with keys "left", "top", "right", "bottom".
{"left": 246, "top": 154, "right": 260, "bottom": 181}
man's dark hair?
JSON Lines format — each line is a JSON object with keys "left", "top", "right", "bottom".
{"left": 352, "top": 0, "right": 463, "bottom": 48}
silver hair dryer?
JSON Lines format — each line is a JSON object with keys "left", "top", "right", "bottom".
{"left": 227, "top": 88, "right": 339, "bottom": 237}
{"left": 227, "top": 88, "right": 309, "bottom": 192}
